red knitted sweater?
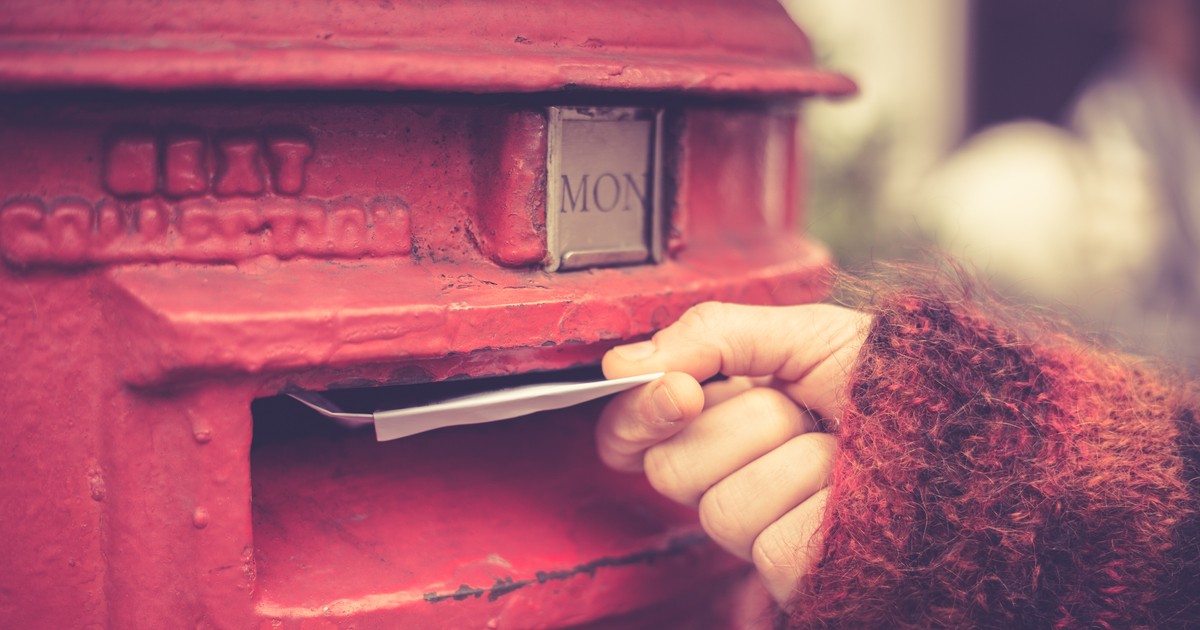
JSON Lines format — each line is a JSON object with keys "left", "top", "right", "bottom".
{"left": 787, "top": 277, "right": 1200, "bottom": 628}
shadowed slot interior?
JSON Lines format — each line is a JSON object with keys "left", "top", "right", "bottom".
{"left": 250, "top": 364, "right": 605, "bottom": 449}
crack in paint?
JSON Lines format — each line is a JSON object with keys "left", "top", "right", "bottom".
{"left": 422, "top": 532, "right": 709, "bottom": 604}
{"left": 424, "top": 576, "right": 534, "bottom": 604}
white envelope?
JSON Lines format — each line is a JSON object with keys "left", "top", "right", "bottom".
{"left": 289, "top": 372, "right": 663, "bottom": 441}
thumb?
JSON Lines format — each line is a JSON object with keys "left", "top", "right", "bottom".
{"left": 602, "top": 302, "right": 869, "bottom": 422}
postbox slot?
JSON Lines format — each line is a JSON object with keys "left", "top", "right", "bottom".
{"left": 247, "top": 365, "right": 728, "bottom": 619}
{"left": 252, "top": 365, "right": 606, "bottom": 448}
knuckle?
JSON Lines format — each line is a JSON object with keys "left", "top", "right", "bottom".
{"left": 678, "top": 301, "right": 726, "bottom": 337}
{"left": 790, "top": 430, "right": 828, "bottom": 454}
{"left": 642, "top": 445, "right": 689, "bottom": 504}
{"left": 604, "top": 393, "right": 662, "bottom": 450}
{"left": 596, "top": 430, "right": 635, "bottom": 471}
{"left": 595, "top": 430, "right": 633, "bottom": 473}
{"left": 808, "top": 303, "right": 843, "bottom": 325}
{"left": 596, "top": 442, "right": 629, "bottom": 471}
{"left": 810, "top": 304, "right": 870, "bottom": 350}
{"left": 808, "top": 433, "right": 839, "bottom": 469}
{"left": 611, "top": 412, "right": 649, "bottom": 447}
{"left": 802, "top": 303, "right": 842, "bottom": 330}
{"left": 751, "top": 527, "right": 795, "bottom": 582}
{"left": 794, "top": 433, "right": 839, "bottom": 480}
{"left": 687, "top": 300, "right": 727, "bottom": 322}
{"left": 698, "top": 484, "right": 750, "bottom": 555}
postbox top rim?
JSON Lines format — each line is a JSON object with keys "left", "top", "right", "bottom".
{"left": 0, "top": 0, "right": 856, "bottom": 97}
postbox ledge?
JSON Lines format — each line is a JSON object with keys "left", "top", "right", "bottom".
{"left": 0, "top": 0, "right": 856, "bottom": 98}
{"left": 104, "top": 237, "right": 833, "bottom": 387}
{"left": 0, "top": 48, "right": 857, "bottom": 98}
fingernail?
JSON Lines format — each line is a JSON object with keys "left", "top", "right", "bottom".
{"left": 651, "top": 383, "right": 682, "bottom": 422}
{"left": 614, "top": 340, "right": 656, "bottom": 361}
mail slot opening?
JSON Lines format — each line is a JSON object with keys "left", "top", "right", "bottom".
{"left": 247, "top": 365, "right": 715, "bottom": 618}
{"left": 251, "top": 365, "right": 607, "bottom": 448}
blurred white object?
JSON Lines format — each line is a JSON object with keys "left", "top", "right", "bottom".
{"left": 782, "top": 0, "right": 969, "bottom": 259}
{"left": 917, "top": 0, "right": 1200, "bottom": 364}
{"left": 1071, "top": 51, "right": 1200, "bottom": 314}
{"left": 918, "top": 122, "right": 1120, "bottom": 300}
{"left": 916, "top": 117, "right": 1164, "bottom": 302}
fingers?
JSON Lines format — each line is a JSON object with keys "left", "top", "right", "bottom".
{"left": 596, "top": 301, "right": 856, "bottom": 606}
{"left": 633, "top": 383, "right": 836, "bottom": 606}
{"left": 594, "top": 372, "right": 704, "bottom": 472}
{"left": 603, "top": 302, "right": 869, "bottom": 422}
{"left": 752, "top": 488, "right": 830, "bottom": 604}
{"left": 642, "top": 387, "right": 817, "bottom": 506}
{"left": 698, "top": 432, "right": 837, "bottom": 560}
{"left": 701, "top": 376, "right": 770, "bottom": 407}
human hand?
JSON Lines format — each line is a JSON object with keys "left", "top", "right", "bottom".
{"left": 596, "top": 302, "right": 869, "bottom": 603}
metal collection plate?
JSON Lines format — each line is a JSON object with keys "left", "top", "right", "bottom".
{"left": 546, "top": 106, "right": 664, "bottom": 271}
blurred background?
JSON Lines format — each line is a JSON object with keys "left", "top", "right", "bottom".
{"left": 782, "top": 0, "right": 1200, "bottom": 371}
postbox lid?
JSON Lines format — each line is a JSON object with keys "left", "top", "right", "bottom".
{"left": 0, "top": 0, "right": 854, "bottom": 97}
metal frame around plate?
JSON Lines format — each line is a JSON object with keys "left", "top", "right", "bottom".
{"left": 545, "top": 106, "right": 664, "bottom": 272}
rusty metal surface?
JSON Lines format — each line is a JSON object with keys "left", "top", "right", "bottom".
{"left": 0, "top": 0, "right": 855, "bottom": 97}
{"left": 0, "top": 2, "right": 836, "bottom": 627}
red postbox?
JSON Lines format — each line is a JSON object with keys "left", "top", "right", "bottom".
{"left": 0, "top": 2, "right": 852, "bottom": 627}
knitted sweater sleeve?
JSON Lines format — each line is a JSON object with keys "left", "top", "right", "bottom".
{"left": 787, "top": 286, "right": 1200, "bottom": 628}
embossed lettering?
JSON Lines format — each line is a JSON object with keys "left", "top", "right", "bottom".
{"left": 266, "top": 136, "right": 314, "bottom": 196}
{"left": 365, "top": 197, "right": 412, "bottom": 257}
{"left": 0, "top": 196, "right": 414, "bottom": 267}
{"left": 220, "top": 200, "right": 266, "bottom": 239}
{"left": 261, "top": 199, "right": 327, "bottom": 258}
{"left": 258, "top": 200, "right": 299, "bottom": 258}
{"left": 214, "top": 136, "right": 264, "bottom": 197}
{"left": 95, "top": 200, "right": 125, "bottom": 244}
{"left": 164, "top": 134, "right": 208, "bottom": 198}
{"left": 291, "top": 200, "right": 329, "bottom": 255}
{"left": 623, "top": 173, "right": 649, "bottom": 212}
{"left": 3, "top": 125, "right": 419, "bottom": 266}
{"left": 561, "top": 174, "right": 588, "bottom": 212}
{"left": 216, "top": 200, "right": 265, "bottom": 259}
{"left": 105, "top": 134, "right": 158, "bottom": 196}
{"left": 592, "top": 173, "right": 619, "bottom": 212}
{"left": 329, "top": 204, "right": 368, "bottom": 257}
{"left": 105, "top": 127, "right": 314, "bottom": 200}
{"left": 0, "top": 200, "right": 49, "bottom": 264}
{"left": 561, "top": 172, "right": 648, "bottom": 213}
{"left": 47, "top": 200, "right": 92, "bottom": 262}
{"left": 134, "top": 200, "right": 170, "bottom": 239}
{"left": 179, "top": 201, "right": 220, "bottom": 244}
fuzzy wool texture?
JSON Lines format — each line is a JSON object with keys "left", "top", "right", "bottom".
{"left": 787, "top": 272, "right": 1200, "bottom": 629}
